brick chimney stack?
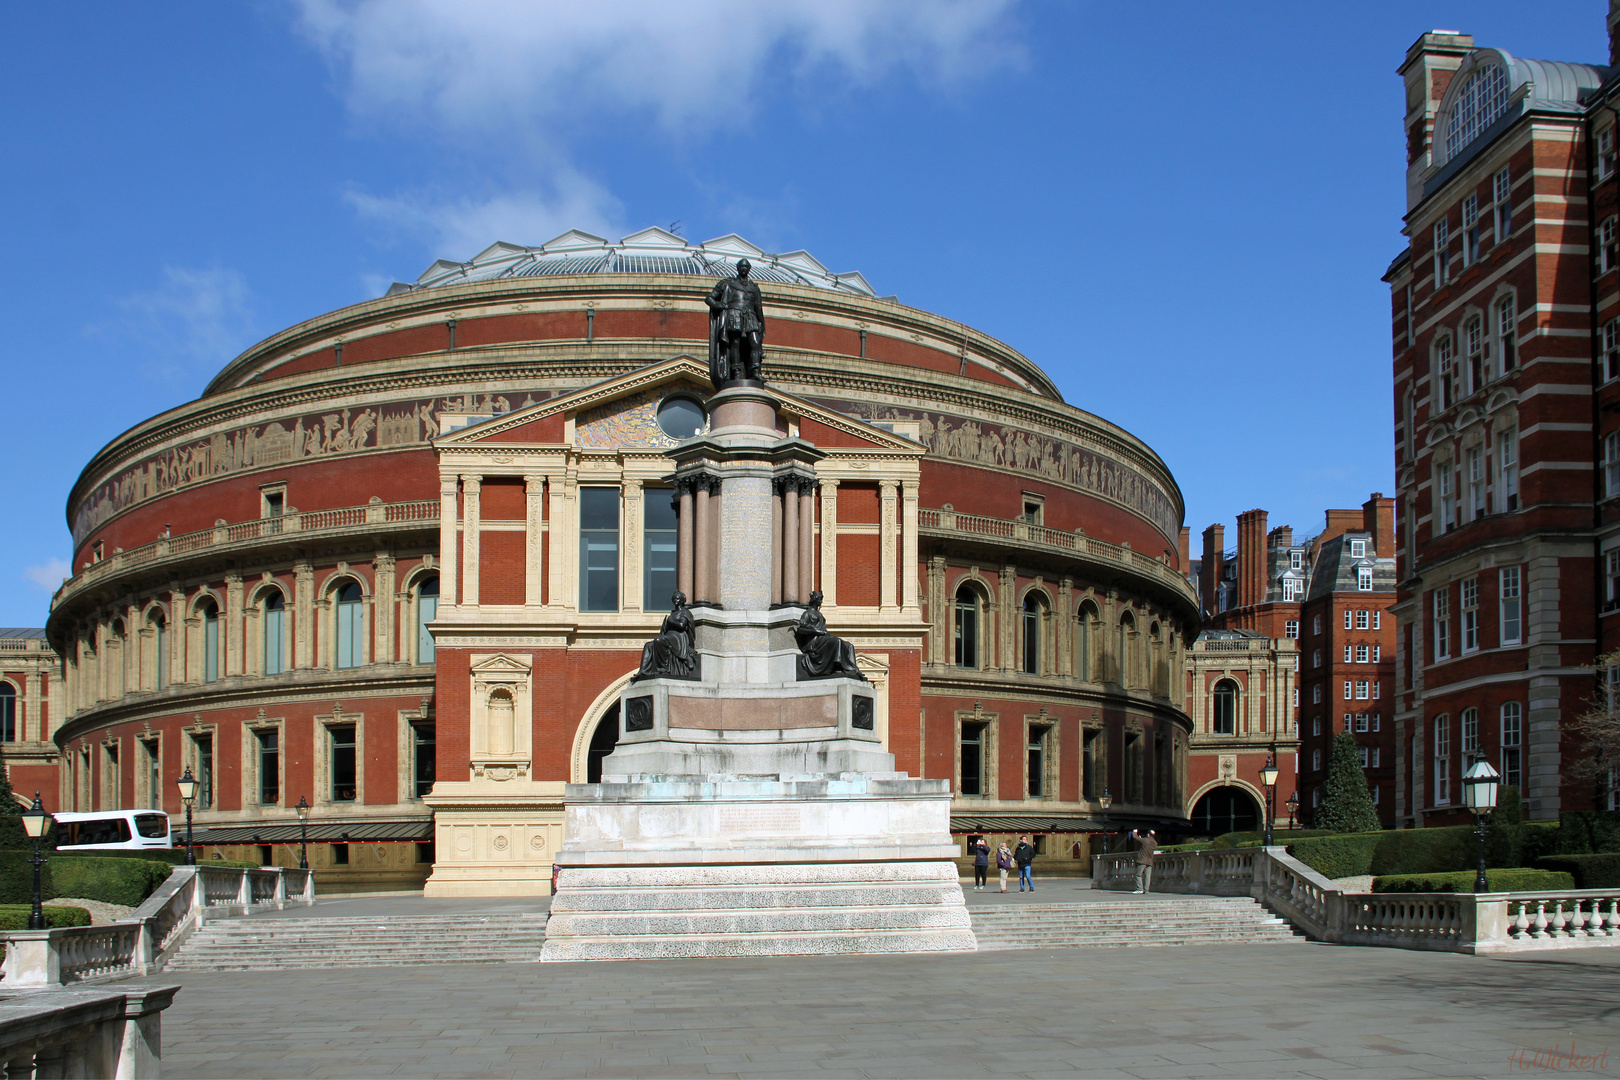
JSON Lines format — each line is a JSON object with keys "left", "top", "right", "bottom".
{"left": 1178, "top": 526, "right": 1190, "bottom": 573}
{"left": 1610, "top": 0, "right": 1620, "bottom": 67}
{"left": 1236, "top": 509, "right": 1268, "bottom": 609}
{"left": 1363, "top": 492, "right": 1396, "bottom": 557}
{"left": 1200, "top": 524, "right": 1224, "bottom": 616}
{"left": 1398, "top": 30, "right": 1474, "bottom": 211}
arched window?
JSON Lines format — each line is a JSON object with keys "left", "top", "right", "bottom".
{"left": 954, "top": 585, "right": 980, "bottom": 669}
{"left": 199, "top": 600, "right": 220, "bottom": 683}
{"left": 1500, "top": 701, "right": 1522, "bottom": 788}
{"left": 1117, "top": 611, "right": 1136, "bottom": 686}
{"left": 1435, "top": 334, "right": 1455, "bottom": 410}
{"left": 1075, "top": 602, "right": 1098, "bottom": 681}
{"left": 109, "top": 619, "right": 126, "bottom": 699}
{"left": 0, "top": 683, "right": 15, "bottom": 741}
{"left": 1022, "top": 593, "right": 1047, "bottom": 675}
{"left": 1496, "top": 295, "right": 1516, "bottom": 372}
{"left": 1149, "top": 622, "right": 1164, "bottom": 697}
{"left": 416, "top": 577, "right": 439, "bottom": 664}
{"left": 149, "top": 612, "right": 168, "bottom": 690}
{"left": 262, "top": 591, "right": 286, "bottom": 675}
{"left": 1464, "top": 315, "right": 1484, "bottom": 392}
{"left": 587, "top": 703, "right": 621, "bottom": 784}
{"left": 1444, "top": 63, "right": 1510, "bottom": 161}
{"left": 334, "top": 582, "right": 363, "bottom": 669}
{"left": 1212, "top": 679, "right": 1238, "bottom": 735}
{"left": 488, "top": 689, "right": 515, "bottom": 756}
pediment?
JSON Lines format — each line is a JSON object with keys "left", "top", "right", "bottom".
{"left": 700, "top": 234, "right": 767, "bottom": 259}
{"left": 540, "top": 229, "right": 609, "bottom": 253}
{"left": 620, "top": 227, "right": 687, "bottom": 251}
{"left": 470, "top": 653, "right": 533, "bottom": 675}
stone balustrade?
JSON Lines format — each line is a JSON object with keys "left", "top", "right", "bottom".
{"left": 0, "top": 985, "right": 179, "bottom": 1079}
{"left": 1094, "top": 846, "right": 1620, "bottom": 954}
{"left": 918, "top": 508, "right": 1197, "bottom": 606}
{"left": 1, "top": 864, "right": 315, "bottom": 987}
{"left": 52, "top": 497, "right": 439, "bottom": 610}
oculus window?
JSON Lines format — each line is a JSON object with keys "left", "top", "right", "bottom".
{"left": 656, "top": 396, "right": 706, "bottom": 440}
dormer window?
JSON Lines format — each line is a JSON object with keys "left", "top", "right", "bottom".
{"left": 1349, "top": 539, "right": 1367, "bottom": 559}
{"left": 1445, "top": 64, "right": 1510, "bottom": 161}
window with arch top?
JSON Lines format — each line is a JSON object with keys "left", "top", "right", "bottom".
{"left": 954, "top": 585, "right": 980, "bottom": 669}
{"left": 416, "top": 577, "right": 439, "bottom": 664}
{"left": 335, "top": 581, "right": 363, "bottom": 669}
{"left": 199, "top": 599, "right": 220, "bottom": 683}
{"left": 1022, "top": 592, "right": 1047, "bottom": 675}
{"left": 149, "top": 612, "right": 168, "bottom": 689}
{"left": 1212, "top": 678, "right": 1238, "bottom": 735}
{"left": 0, "top": 683, "right": 14, "bottom": 741}
{"left": 262, "top": 590, "right": 286, "bottom": 675}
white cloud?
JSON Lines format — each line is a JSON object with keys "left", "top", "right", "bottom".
{"left": 90, "top": 266, "right": 258, "bottom": 383}
{"left": 22, "top": 559, "right": 70, "bottom": 593}
{"left": 292, "top": 0, "right": 1020, "bottom": 136}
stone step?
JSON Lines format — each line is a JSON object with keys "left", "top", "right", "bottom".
{"left": 550, "top": 884, "right": 963, "bottom": 913}
{"left": 541, "top": 926, "right": 977, "bottom": 962}
{"left": 166, "top": 914, "right": 550, "bottom": 971}
{"left": 547, "top": 905, "right": 970, "bottom": 937}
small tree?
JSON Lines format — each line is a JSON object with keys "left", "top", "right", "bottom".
{"left": 1315, "top": 731, "right": 1381, "bottom": 833}
{"left": 0, "top": 752, "right": 35, "bottom": 850}
{"left": 1566, "top": 649, "right": 1620, "bottom": 799}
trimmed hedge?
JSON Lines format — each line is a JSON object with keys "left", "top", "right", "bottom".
{"left": 0, "top": 905, "right": 91, "bottom": 930}
{"left": 1536, "top": 853, "right": 1620, "bottom": 889}
{"left": 1372, "top": 869, "right": 1574, "bottom": 893}
{"left": 1211, "top": 829, "right": 1336, "bottom": 848}
{"left": 0, "top": 851, "right": 54, "bottom": 906}
{"left": 1555, "top": 811, "right": 1620, "bottom": 855}
{"left": 1287, "top": 823, "right": 1565, "bottom": 880}
{"left": 46, "top": 856, "right": 173, "bottom": 907}
{"left": 51, "top": 851, "right": 259, "bottom": 870}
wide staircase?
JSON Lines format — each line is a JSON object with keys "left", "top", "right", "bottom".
{"left": 165, "top": 913, "right": 549, "bottom": 971}
{"left": 970, "top": 896, "right": 1303, "bottom": 950}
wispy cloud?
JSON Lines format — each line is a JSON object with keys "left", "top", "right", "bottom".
{"left": 88, "top": 266, "right": 259, "bottom": 384}
{"left": 22, "top": 559, "right": 70, "bottom": 593}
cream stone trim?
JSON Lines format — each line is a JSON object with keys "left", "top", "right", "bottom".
{"left": 468, "top": 654, "right": 532, "bottom": 782}
{"left": 241, "top": 713, "right": 285, "bottom": 811}
{"left": 311, "top": 708, "right": 364, "bottom": 809}
{"left": 568, "top": 669, "right": 637, "bottom": 783}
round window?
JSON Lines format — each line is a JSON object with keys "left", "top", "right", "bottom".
{"left": 656, "top": 396, "right": 706, "bottom": 439}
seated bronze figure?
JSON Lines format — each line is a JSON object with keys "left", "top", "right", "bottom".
{"left": 795, "top": 590, "right": 866, "bottom": 682}
{"left": 635, "top": 592, "right": 699, "bottom": 681}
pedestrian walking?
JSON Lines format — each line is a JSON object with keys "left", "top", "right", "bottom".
{"left": 995, "top": 842, "right": 1013, "bottom": 892}
{"left": 1014, "top": 835, "right": 1036, "bottom": 892}
{"left": 1131, "top": 828, "right": 1157, "bottom": 893}
{"left": 970, "top": 836, "right": 990, "bottom": 890}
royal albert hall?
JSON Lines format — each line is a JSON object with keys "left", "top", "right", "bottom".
{"left": 43, "top": 228, "right": 1199, "bottom": 892}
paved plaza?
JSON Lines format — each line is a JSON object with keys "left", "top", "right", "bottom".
{"left": 135, "top": 928, "right": 1620, "bottom": 1079}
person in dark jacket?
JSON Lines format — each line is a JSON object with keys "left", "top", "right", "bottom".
{"left": 1131, "top": 828, "right": 1158, "bottom": 893}
{"left": 1013, "top": 836, "right": 1037, "bottom": 892}
{"left": 970, "top": 836, "right": 990, "bottom": 890}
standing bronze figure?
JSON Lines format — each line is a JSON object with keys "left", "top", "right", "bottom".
{"left": 795, "top": 591, "right": 867, "bottom": 681}
{"left": 635, "top": 592, "right": 699, "bottom": 680}
{"left": 705, "top": 258, "right": 765, "bottom": 387}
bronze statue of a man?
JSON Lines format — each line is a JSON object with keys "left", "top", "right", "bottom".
{"left": 705, "top": 258, "right": 765, "bottom": 387}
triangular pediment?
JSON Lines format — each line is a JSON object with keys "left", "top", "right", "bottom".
{"left": 619, "top": 227, "right": 687, "bottom": 251}
{"left": 540, "top": 229, "right": 608, "bottom": 253}
{"left": 470, "top": 653, "right": 532, "bottom": 675}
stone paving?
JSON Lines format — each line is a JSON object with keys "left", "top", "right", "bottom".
{"left": 133, "top": 933, "right": 1620, "bottom": 1078}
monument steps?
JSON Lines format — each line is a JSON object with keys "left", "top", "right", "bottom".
{"left": 165, "top": 914, "right": 549, "bottom": 970}
{"left": 969, "top": 897, "right": 1303, "bottom": 950}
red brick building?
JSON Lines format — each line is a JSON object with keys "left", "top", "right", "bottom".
{"left": 1387, "top": 10, "right": 1620, "bottom": 826}
{"left": 40, "top": 229, "right": 1200, "bottom": 888}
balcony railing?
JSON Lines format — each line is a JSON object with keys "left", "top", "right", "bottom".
{"left": 919, "top": 508, "right": 1196, "bottom": 605}
{"left": 1193, "top": 639, "right": 1277, "bottom": 653}
{"left": 55, "top": 498, "right": 439, "bottom": 611}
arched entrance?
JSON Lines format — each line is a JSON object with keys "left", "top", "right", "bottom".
{"left": 586, "top": 703, "right": 620, "bottom": 783}
{"left": 1188, "top": 786, "right": 1261, "bottom": 837}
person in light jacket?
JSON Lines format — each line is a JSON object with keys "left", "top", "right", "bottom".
{"left": 970, "top": 836, "right": 990, "bottom": 890}
{"left": 995, "top": 842, "right": 1014, "bottom": 892}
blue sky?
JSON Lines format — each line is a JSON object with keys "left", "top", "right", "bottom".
{"left": 0, "top": 1, "right": 1603, "bottom": 626}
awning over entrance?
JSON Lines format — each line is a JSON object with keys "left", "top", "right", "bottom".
{"left": 188, "top": 819, "right": 431, "bottom": 845}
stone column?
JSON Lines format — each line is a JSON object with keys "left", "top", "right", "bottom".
{"left": 224, "top": 572, "right": 244, "bottom": 677}
{"left": 927, "top": 555, "right": 947, "bottom": 665}
{"left": 167, "top": 586, "right": 185, "bottom": 683}
{"left": 1057, "top": 578, "right": 1074, "bottom": 677}
{"left": 525, "top": 474, "right": 546, "bottom": 608}
{"left": 549, "top": 477, "right": 574, "bottom": 609}
{"left": 819, "top": 479, "right": 839, "bottom": 607}
{"left": 23, "top": 668, "right": 40, "bottom": 744}
{"left": 624, "top": 479, "right": 644, "bottom": 613}
{"left": 461, "top": 476, "right": 482, "bottom": 607}
{"left": 677, "top": 480, "right": 695, "bottom": 600}
{"left": 781, "top": 477, "right": 800, "bottom": 605}
{"left": 374, "top": 554, "right": 395, "bottom": 665}
{"left": 770, "top": 480, "right": 784, "bottom": 607}
{"left": 694, "top": 478, "right": 713, "bottom": 605}
{"left": 999, "top": 564, "right": 1017, "bottom": 672}
{"left": 799, "top": 481, "right": 816, "bottom": 601}
{"left": 720, "top": 472, "right": 770, "bottom": 611}
{"left": 879, "top": 481, "right": 899, "bottom": 612}
{"left": 438, "top": 475, "right": 459, "bottom": 608}
{"left": 293, "top": 564, "right": 314, "bottom": 670}
{"left": 900, "top": 480, "right": 919, "bottom": 612}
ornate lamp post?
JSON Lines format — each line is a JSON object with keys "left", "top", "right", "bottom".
{"left": 1259, "top": 756, "right": 1280, "bottom": 848}
{"left": 176, "top": 766, "right": 198, "bottom": 865}
{"left": 1098, "top": 788, "right": 1113, "bottom": 857}
{"left": 1462, "top": 757, "right": 1500, "bottom": 892}
{"left": 21, "top": 793, "right": 53, "bottom": 930}
{"left": 1285, "top": 791, "right": 1300, "bottom": 832}
{"left": 296, "top": 795, "right": 310, "bottom": 870}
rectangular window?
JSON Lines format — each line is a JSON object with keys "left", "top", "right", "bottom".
{"left": 1351, "top": 538, "right": 1368, "bottom": 559}
{"left": 1497, "top": 296, "right": 1517, "bottom": 373}
{"left": 1313, "top": 615, "right": 1323, "bottom": 635}
{"left": 1355, "top": 680, "right": 1369, "bottom": 700}
{"left": 1357, "top": 567, "right": 1374, "bottom": 591}
{"left": 412, "top": 722, "right": 435, "bottom": 799}
{"left": 1343, "top": 680, "right": 1353, "bottom": 700}
{"left": 1461, "top": 707, "right": 1479, "bottom": 755}
{"left": 1498, "top": 429, "right": 1519, "bottom": 511}
{"left": 1027, "top": 725, "right": 1049, "bottom": 799}
{"left": 1283, "top": 579, "right": 1302, "bottom": 602}
{"left": 330, "top": 724, "right": 356, "bottom": 802}
{"left": 1373, "top": 611, "right": 1381, "bottom": 630}
{"left": 1603, "top": 216, "right": 1618, "bottom": 274}
{"left": 1462, "top": 195, "right": 1480, "bottom": 266}
{"left": 193, "top": 733, "right": 214, "bottom": 810}
{"left": 1437, "top": 335, "right": 1456, "bottom": 409}
{"left": 416, "top": 580, "right": 438, "bottom": 664}
{"left": 257, "top": 730, "right": 279, "bottom": 805}
{"left": 1438, "top": 461, "right": 1455, "bottom": 532}
{"left": 1359, "top": 745, "right": 1370, "bottom": 768}
{"left": 1343, "top": 610, "right": 1353, "bottom": 630}
{"left": 264, "top": 595, "right": 286, "bottom": 675}
{"left": 1370, "top": 714, "right": 1381, "bottom": 732}
{"left": 203, "top": 608, "right": 220, "bottom": 683}
{"left": 1292, "top": 688, "right": 1299, "bottom": 707}
{"left": 1312, "top": 749, "right": 1322, "bottom": 772}
{"left": 1435, "top": 715, "right": 1451, "bottom": 804}
{"left": 1608, "top": 550, "right": 1620, "bottom": 612}
{"left": 1606, "top": 320, "right": 1620, "bottom": 383}
{"left": 1081, "top": 728, "right": 1099, "bottom": 800}
{"left": 579, "top": 488, "right": 621, "bottom": 612}
{"left": 1433, "top": 218, "right": 1450, "bottom": 285}
{"left": 1494, "top": 167, "right": 1512, "bottom": 239}
{"left": 1466, "top": 316, "right": 1486, "bottom": 389}
{"left": 416, "top": 841, "right": 435, "bottom": 864}
{"left": 1500, "top": 567, "right": 1522, "bottom": 643}
{"left": 1290, "top": 551, "right": 1304, "bottom": 570}
{"left": 1285, "top": 620, "right": 1299, "bottom": 639}
{"left": 1372, "top": 644, "right": 1381, "bottom": 662}
{"left": 332, "top": 844, "right": 350, "bottom": 866}
{"left": 1343, "top": 644, "right": 1353, "bottom": 664}
{"left": 959, "top": 722, "right": 985, "bottom": 797}
{"left": 143, "top": 739, "right": 161, "bottom": 811}
{"left": 1356, "top": 610, "right": 1369, "bottom": 630}
{"left": 1434, "top": 590, "right": 1451, "bottom": 660}
{"left": 1312, "top": 683, "right": 1322, "bottom": 704}
{"left": 643, "top": 491, "right": 678, "bottom": 610}
{"left": 1356, "top": 644, "right": 1369, "bottom": 663}
{"left": 1355, "top": 714, "right": 1368, "bottom": 733}
{"left": 1311, "top": 716, "right": 1321, "bottom": 736}
{"left": 1600, "top": 127, "right": 1616, "bottom": 180}
{"left": 1461, "top": 577, "right": 1479, "bottom": 652}
{"left": 1467, "top": 448, "right": 1485, "bottom": 520}
{"left": 1606, "top": 433, "right": 1620, "bottom": 499}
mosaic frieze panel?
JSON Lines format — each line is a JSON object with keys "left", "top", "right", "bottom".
{"left": 809, "top": 396, "right": 1179, "bottom": 541}
{"left": 575, "top": 383, "right": 708, "bottom": 449}
{"left": 73, "top": 391, "right": 550, "bottom": 545}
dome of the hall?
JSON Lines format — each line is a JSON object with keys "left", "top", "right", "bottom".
{"left": 387, "top": 226, "right": 878, "bottom": 299}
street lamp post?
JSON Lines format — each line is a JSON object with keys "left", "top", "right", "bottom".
{"left": 1098, "top": 788, "right": 1113, "bottom": 857}
{"left": 1259, "top": 755, "right": 1280, "bottom": 848}
{"left": 296, "top": 795, "right": 310, "bottom": 870}
{"left": 176, "top": 767, "right": 198, "bottom": 866}
{"left": 1462, "top": 757, "right": 1501, "bottom": 893}
{"left": 1286, "top": 791, "right": 1300, "bottom": 832}
{"left": 21, "top": 793, "right": 53, "bottom": 930}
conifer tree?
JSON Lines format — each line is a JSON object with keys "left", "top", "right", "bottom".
{"left": 1315, "top": 730, "right": 1381, "bottom": 833}
{"left": 0, "top": 753, "right": 34, "bottom": 850}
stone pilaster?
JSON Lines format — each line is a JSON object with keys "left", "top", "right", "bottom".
{"left": 525, "top": 474, "right": 545, "bottom": 608}
{"left": 879, "top": 481, "right": 899, "bottom": 612}
{"left": 293, "top": 563, "right": 314, "bottom": 670}
{"left": 224, "top": 572, "right": 243, "bottom": 677}
{"left": 818, "top": 478, "right": 839, "bottom": 608}
{"left": 374, "top": 553, "right": 395, "bottom": 664}
{"left": 623, "top": 479, "right": 644, "bottom": 613}
{"left": 900, "top": 480, "right": 919, "bottom": 613}
{"left": 438, "top": 474, "right": 459, "bottom": 608}
{"left": 461, "top": 475, "right": 482, "bottom": 608}
{"left": 927, "top": 555, "right": 947, "bottom": 665}
{"left": 999, "top": 564, "right": 1017, "bottom": 672}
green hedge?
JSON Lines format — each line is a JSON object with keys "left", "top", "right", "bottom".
{"left": 51, "top": 851, "right": 260, "bottom": 870}
{"left": 0, "top": 852, "right": 54, "bottom": 906}
{"left": 1212, "top": 829, "right": 1336, "bottom": 848}
{"left": 46, "top": 857, "right": 173, "bottom": 907}
{"left": 1287, "top": 823, "right": 1566, "bottom": 880}
{"left": 0, "top": 905, "right": 92, "bottom": 930}
{"left": 1372, "top": 869, "right": 1574, "bottom": 893}
{"left": 1536, "top": 853, "right": 1620, "bottom": 889}
{"left": 1554, "top": 811, "right": 1620, "bottom": 855}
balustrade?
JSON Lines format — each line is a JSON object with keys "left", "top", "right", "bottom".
{"left": 0, "top": 985, "right": 179, "bottom": 1080}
